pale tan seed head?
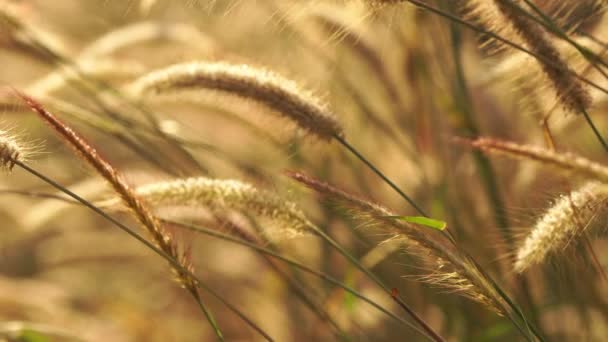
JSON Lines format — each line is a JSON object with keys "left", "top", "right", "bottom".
{"left": 101, "top": 177, "right": 315, "bottom": 242}
{"left": 27, "top": 59, "right": 145, "bottom": 97}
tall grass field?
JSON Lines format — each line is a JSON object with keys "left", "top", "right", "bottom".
{"left": 1, "top": 1, "right": 608, "bottom": 341}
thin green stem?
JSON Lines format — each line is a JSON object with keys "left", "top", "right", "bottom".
{"left": 191, "top": 290, "right": 224, "bottom": 341}
{"left": 333, "top": 135, "right": 427, "bottom": 216}
{"left": 311, "top": 224, "right": 444, "bottom": 342}
{"left": 582, "top": 108, "right": 608, "bottom": 152}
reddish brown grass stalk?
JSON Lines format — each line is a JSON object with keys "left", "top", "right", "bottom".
{"left": 15, "top": 91, "right": 199, "bottom": 295}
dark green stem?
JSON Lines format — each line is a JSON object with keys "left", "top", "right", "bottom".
{"left": 311, "top": 226, "right": 444, "bottom": 342}
{"left": 333, "top": 135, "right": 427, "bottom": 216}
{"left": 582, "top": 108, "right": 608, "bottom": 152}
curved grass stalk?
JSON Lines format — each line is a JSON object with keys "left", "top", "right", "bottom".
{"left": 97, "top": 173, "right": 440, "bottom": 339}
{"left": 130, "top": 61, "right": 344, "bottom": 140}
{"left": 99, "top": 177, "right": 315, "bottom": 242}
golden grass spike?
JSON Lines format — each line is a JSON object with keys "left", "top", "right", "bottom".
{"left": 469, "top": 137, "right": 608, "bottom": 182}
{"left": 129, "top": 61, "right": 343, "bottom": 140}
{"left": 515, "top": 181, "right": 608, "bottom": 272}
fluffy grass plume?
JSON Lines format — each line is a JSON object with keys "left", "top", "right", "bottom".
{"left": 101, "top": 177, "right": 315, "bottom": 241}
{"left": 515, "top": 181, "right": 608, "bottom": 273}
{"left": 129, "top": 61, "right": 343, "bottom": 140}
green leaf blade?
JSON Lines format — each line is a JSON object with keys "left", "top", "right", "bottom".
{"left": 384, "top": 215, "right": 447, "bottom": 231}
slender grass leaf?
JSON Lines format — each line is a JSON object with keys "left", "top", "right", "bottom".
{"left": 384, "top": 216, "right": 447, "bottom": 231}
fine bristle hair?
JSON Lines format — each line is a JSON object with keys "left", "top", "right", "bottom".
{"left": 0, "top": 127, "right": 28, "bottom": 171}
{"left": 287, "top": 171, "right": 508, "bottom": 315}
{"left": 468, "top": 137, "right": 608, "bottom": 182}
{"left": 16, "top": 92, "right": 198, "bottom": 292}
{"left": 514, "top": 181, "right": 608, "bottom": 273}
{"left": 129, "top": 61, "right": 344, "bottom": 140}
{"left": 100, "top": 177, "right": 315, "bottom": 242}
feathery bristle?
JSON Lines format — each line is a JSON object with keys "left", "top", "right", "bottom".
{"left": 515, "top": 181, "right": 608, "bottom": 272}
{"left": 0, "top": 127, "right": 27, "bottom": 172}
{"left": 129, "top": 61, "right": 344, "bottom": 140}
